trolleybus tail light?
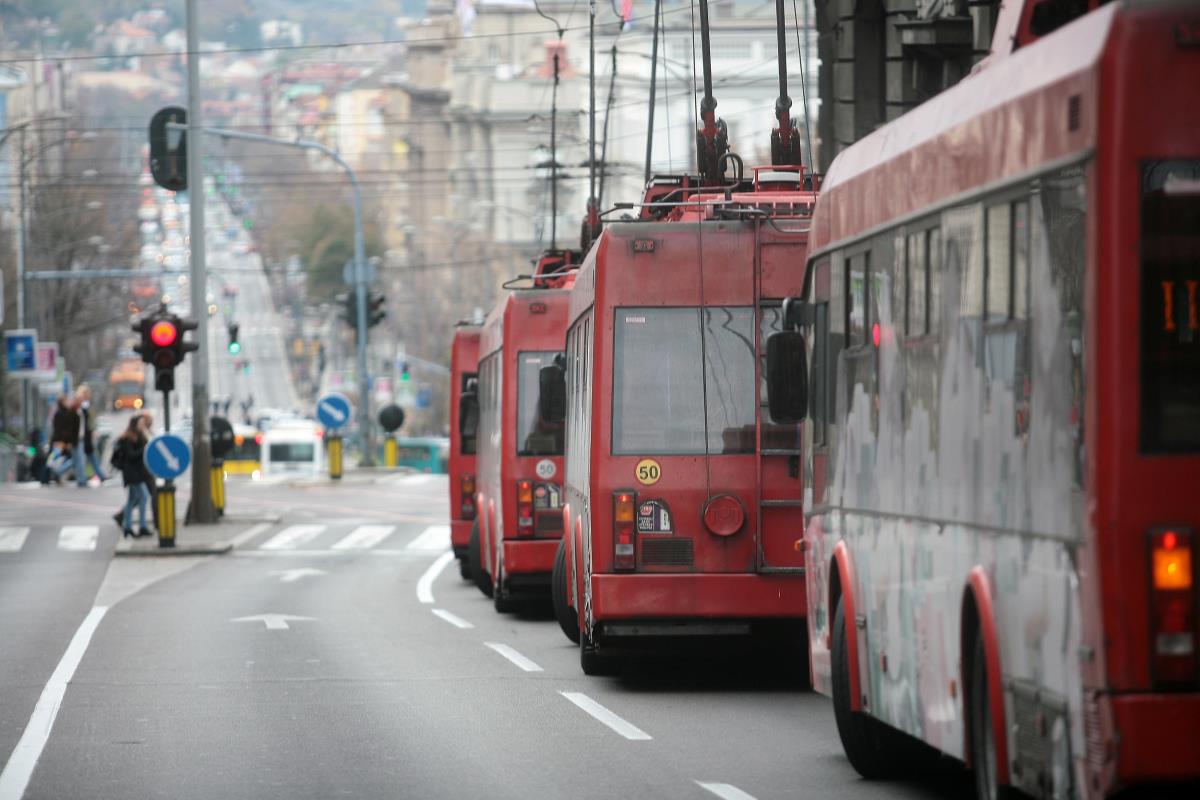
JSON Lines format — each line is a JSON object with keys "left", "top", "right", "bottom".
{"left": 516, "top": 480, "right": 534, "bottom": 536}
{"left": 1150, "top": 527, "right": 1195, "bottom": 684}
{"left": 461, "top": 474, "right": 476, "bottom": 520}
{"left": 613, "top": 491, "right": 637, "bottom": 571}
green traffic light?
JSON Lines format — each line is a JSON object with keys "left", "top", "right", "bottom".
{"left": 228, "top": 341, "right": 241, "bottom": 355}
{"left": 242, "top": 218, "right": 253, "bottom": 230}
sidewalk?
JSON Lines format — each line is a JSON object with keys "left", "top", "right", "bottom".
{"left": 115, "top": 512, "right": 280, "bottom": 557}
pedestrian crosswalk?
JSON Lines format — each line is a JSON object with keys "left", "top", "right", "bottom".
{"left": 248, "top": 522, "right": 448, "bottom": 554}
{"left": 0, "top": 525, "right": 102, "bottom": 555}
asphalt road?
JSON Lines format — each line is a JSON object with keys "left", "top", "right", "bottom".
{"left": 0, "top": 475, "right": 973, "bottom": 800}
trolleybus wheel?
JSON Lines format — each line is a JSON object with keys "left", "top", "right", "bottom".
{"left": 971, "top": 633, "right": 1017, "bottom": 800}
{"left": 580, "top": 630, "right": 619, "bottom": 676}
{"left": 831, "top": 595, "right": 911, "bottom": 779}
{"left": 458, "top": 556, "right": 471, "bottom": 581}
{"left": 492, "top": 565, "right": 518, "bottom": 613}
{"left": 468, "top": 521, "right": 493, "bottom": 598}
{"left": 552, "top": 539, "right": 580, "bottom": 643}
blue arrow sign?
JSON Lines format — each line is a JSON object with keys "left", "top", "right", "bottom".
{"left": 144, "top": 434, "right": 191, "bottom": 480}
{"left": 316, "top": 392, "right": 352, "bottom": 430}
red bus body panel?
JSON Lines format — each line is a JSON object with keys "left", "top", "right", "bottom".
{"left": 448, "top": 323, "right": 481, "bottom": 558}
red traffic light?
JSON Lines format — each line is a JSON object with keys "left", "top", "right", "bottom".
{"left": 150, "top": 320, "right": 178, "bottom": 347}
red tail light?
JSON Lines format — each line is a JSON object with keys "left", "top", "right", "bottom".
{"left": 516, "top": 480, "right": 534, "bottom": 536}
{"left": 1150, "top": 528, "right": 1196, "bottom": 686}
{"left": 613, "top": 491, "right": 636, "bottom": 571}
{"left": 460, "top": 473, "right": 476, "bottom": 520}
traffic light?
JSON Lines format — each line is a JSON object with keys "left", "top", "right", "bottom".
{"left": 337, "top": 292, "right": 357, "bottom": 329}
{"left": 400, "top": 361, "right": 410, "bottom": 382}
{"left": 227, "top": 322, "right": 241, "bottom": 355}
{"left": 368, "top": 291, "right": 386, "bottom": 328}
{"left": 132, "top": 310, "right": 199, "bottom": 392}
{"left": 148, "top": 106, "right": 187, "bottom": 191}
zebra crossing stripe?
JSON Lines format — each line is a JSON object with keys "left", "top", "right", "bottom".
{"left": 259, "top": 525, "right": 326, "bottom": 550}
{"left": 407, "top": 524, "right": 450, "bottom": 552}
{"left": 57, "top": 526, "right": 99, "bottom": 552}
{"left": 331, "top": 525, "right": 396, "bottom": 550}
{"left": 0, "top": 527, "right": 30, "bottom": 552}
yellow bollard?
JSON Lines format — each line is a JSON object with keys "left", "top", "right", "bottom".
{"left": 157, "top": 483, "right": 176, "bottom": 548}
{"left": 328, "top": 436, "right": 343, "bottom": 480}
{"left": 384, "top": 436, "right": 398, "bottom": 468}
{"left": 211, "top": 460, "right": 226, "bottom": 516}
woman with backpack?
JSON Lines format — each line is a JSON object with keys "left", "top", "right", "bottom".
{"left": 112, "top": 415, "right": 153, "bottom": 538}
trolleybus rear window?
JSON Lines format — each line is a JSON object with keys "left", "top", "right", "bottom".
{"left": 613, "top": 307, "right": 756, "bottom": 455}
{"left": 1141, "top": 160, "right": 1200, "bottom": 453}
{"left": 269, "top": 443, "right": 316, "bottom": 462}
{"left": 518, "top": 351, "right": 565, "bottom": 456}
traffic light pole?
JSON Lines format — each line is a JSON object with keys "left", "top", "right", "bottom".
{"left": 165, "top": 122, "right": 376, "bottom": 466}
{"left": 185, "top": 0, "right": 217, "bottom": 523}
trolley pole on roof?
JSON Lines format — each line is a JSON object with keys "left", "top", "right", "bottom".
{"left": 166, "top": 123, "right": 376, "bottom": 466}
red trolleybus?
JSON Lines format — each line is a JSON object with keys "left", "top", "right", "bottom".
{"left": 557, "top": 167, "right": 816, "bottom": 673}
{"left": 449, "top": 319, "right": 482, "bottom": 578}
{"left": 469, "top": 252, "right": 576, "bottom": 611}
{"left": 767, "top": 3, "right": 1200, "bottom": 797}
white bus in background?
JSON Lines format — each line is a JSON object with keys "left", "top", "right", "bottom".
{"left": 260, "top": 420, "right": 322, "bottom": 480}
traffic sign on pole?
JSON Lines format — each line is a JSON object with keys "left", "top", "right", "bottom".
{"left": 3, "top": 329, "right": 36, "bottom": 374}
{"left": 144, "top": 433, "right": 192, "bottom": 480}
{"left": 316, "top": 393, "right": 352, "bottom": 430}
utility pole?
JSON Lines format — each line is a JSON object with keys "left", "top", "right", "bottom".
{"left": 186, "top": 0, "right": 216, "bottom": 522}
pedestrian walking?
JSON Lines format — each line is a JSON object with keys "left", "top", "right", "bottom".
{"left": 111, "top": 416, "right": 153, "bottom": 538}
{"left": 48, "top": 395, "right": 80, "bottom": 484}
{"left": 74, "top": 385, "right": 107, "bottom": 486}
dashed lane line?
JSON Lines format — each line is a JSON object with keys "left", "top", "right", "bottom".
{"left": 416, "top": 551, "right": 455, "bottom": 604}
{"left": 559, "top": 692, "right": 652, "bottom": 741}
{"left": 696, "top": 782, "right": 758, "bottom": 800}
{"left": 431, "top": 609, "right": 474, "bottom": 629}
{"left": 332, "top": 524, "right": 396, "bottom": 550}
{"left": 484, "top": 642, "right": 544, "bottom": 672}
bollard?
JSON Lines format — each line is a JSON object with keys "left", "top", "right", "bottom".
{"left": 157, "top": 482, "right": 176, "bottom": 548}
{"left": 211, "top": 458, "right": 225, "bottom": 517}
{"left": 328, "top": 435, "right": 343, "bottom": 480}
{"left": 384, "top": 436, "right": 398, "bottom": 468}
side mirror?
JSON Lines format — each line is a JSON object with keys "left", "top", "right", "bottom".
{"left": 458, "top": 391, "right": 479, "bottom": 437}
{"left": 766, "top": 331, "right": 808, "bottom": 424}
{"left": 538, "top": 364, "right": 566, "bottom": 425}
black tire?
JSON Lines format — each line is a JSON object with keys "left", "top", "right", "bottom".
{"left": 971, "top": 633, "right": 1018, "bottom": 800}
{"left": 552, "top": 539, "right": 580, "bottom": 643}
{"left": 468, "top": 521, "right": 493, "bottom": 598}
{"left": 458, "top": 557, "right": 471, "bottom": 581}
{"left": 493, "top": 564, "right": 518, "bottom": 613}
{"left": 831, "top": 595, "right": 911, "bottom": 779}
{"left": 580, "top": 630, "right": 619, "bottom": 676}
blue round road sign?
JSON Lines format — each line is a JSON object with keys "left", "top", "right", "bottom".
{"left": 144, "top": 433, "right": 191, "bottom": 480}
{"left": 316, "top": 392, "right": 352, "bottom": 430}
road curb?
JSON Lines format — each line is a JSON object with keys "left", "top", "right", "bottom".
{"left": 115, "top": 542, "right": 233, "bottom": 557}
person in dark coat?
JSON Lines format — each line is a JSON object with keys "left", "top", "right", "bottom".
{"left": 48, "top": 395, "right": 80, "bottom": 483}
{"left": 112, "top": 416, "right": 153, "bottom": 537}
{"left": 74, "top": 385, "right": 107, "bottom": 485}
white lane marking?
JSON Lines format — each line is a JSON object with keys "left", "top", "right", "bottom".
{"left": 228, "top": 522, "right": 272, "bottom": 548}
{"left": 57, "top": 525, "right": 99, "bottom": 552}
{"left": 696, "top": 782, "right": 758, "bottom": 800}
{"left": 231, "top": 614, "right": 314, "bottom": 630}
{"left": 332, "top": 524, "right": 396, "bottom": 550}
{"left": 485, "top": 642, "right": 544, "bottom": 672}
{"left": 559, "top": 692, "right": 652, "bottom": 741}
{"left": 431, "top": 609, "right": 474, "bottom": 629}
{"left": 0, "top": 527, "right": 30, "bottom": 552}
{"left": 406, "top": 524, "right": 450, "bottom": 552}
{"left": 0, "top": 606, "right": 108, "bottom": 800}
{"left": 270, "top": 568, "right": 327, "bottom": 583}
{"left": 258, "top": 524, "right": 325, "bottom": 550}
{"left": 395, "top": 473, "right": 436, "bottom": 486}
{"left": 416, "top": 551, "right": 455, "bottom": 604}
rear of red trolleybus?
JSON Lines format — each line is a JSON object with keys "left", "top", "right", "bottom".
{"left": 560, "top": 168, "right": 816, "bottom": 674}
{"left": 770, "top": 3, "right": 1200, "bottom": 797}
{"left": 449, "top": 321, "right": 481, "bottom": 577}
{"left": 473, "top": 273, "right": 574, "bottom": 611}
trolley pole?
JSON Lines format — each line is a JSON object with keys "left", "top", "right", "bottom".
{"left": 185, "top": 0, "right": 216, "bottom": 523}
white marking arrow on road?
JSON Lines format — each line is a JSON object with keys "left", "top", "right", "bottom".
{"left": 155, "top": 440, "right": 180, "bottom": 472}
{"left": 232, "top": 614, "right": 315, "bottom": 630}
{"left": 270, "top": 568, "right": 327, "bottom": 583}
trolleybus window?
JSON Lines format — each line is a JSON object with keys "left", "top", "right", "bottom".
{"left": 1141, "top": 160, "right": 1200, "bottom": 452}
{"left": 517, "top": 351, "right": 565, "bottom": 456}
{"left": 612, "top": 307, "right": 756, "bottom": 455}
{"left": 460, "top": 372, "right": 478, "bottom": 455}
{"left": 269, "top": 442, "right": 315, "bottom": 463}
